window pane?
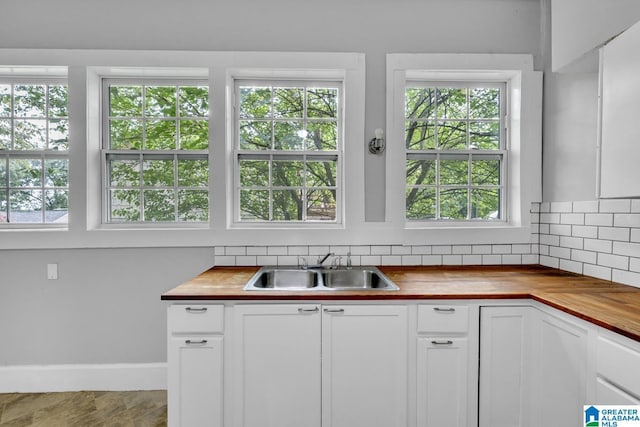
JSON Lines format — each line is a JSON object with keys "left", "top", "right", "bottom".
{"left": 10, "top": 189, "right": 42, "bottom": 222}
{"left": 145, "top": 86, "right": 177, "bottom": 117}
{"left": 273, "top": 87, "right": 303, "bottom": 118}
{"left": 406, "top": 159, "right": 436, "bottom": 186}
{"left": 471, "top": 189, "right": 500, "bottom": 220}
{"left": 406, "top": 88, "right": 436, "bottom": 119}
{"left": 470, "top": 121, "right": 500, "bottom": 150}
{"left": 306, "top": 122, "right": 337, "bottom": 151}
{"left": 274, "top": 121, "right": 304, "bottom": 150}
{"left": 179, "top": 120, "right": 208, "bottom": 150}
{"left": 440, "top": 159, "right": 468, "bottom": 185}
{"left": 406, "top": 188, "right": 435, "bottom": 220}
{"left": 48, "top": 85, "right": 68, "bottom": 117}
{"left": 109, "top": 158, "right": 140, "bottom": 187}
{"left": 110, "top": 189, "right": 140, "bottom": 221}
{"left": 239, "top": 120, "right": 271, "bottom": 150}
{"left": 143, "top": 159, "right": 174, "bottom": 187}
{"left": 0, "top": 85, "right": 10, "bottom": 117}
{"left": 307, "top": 189, "right": 336, "bottom": 220}
{"left": 273, "top": 160, "right": 303, "bottom": 187}
{"left": 440, "top": 188, "right": 468, "bottom": 220}
{"left": 0, "top": 190, "right": 6, "bottom": 222}
{"left": 0, "top": 119, "right": 9, "bottom": 149}
{"left": 45, "top": 159, "right": 68, "bottom": 187}
{"left": 45, "top": 189, "right": 68, "bottom": 223}
{"left": 15, "top": 119, "right": 46, "bottom": 150}
{"left": 406, "top": 121, "right": 435, "bottom": 150}
{"left": 14, "top": 85, "right": 46, "bottom": 117}
{"left": 239, "top": 159, "right": 269, "bottom": 187}
{"left": 437, "top": 88, "right": 466, "bottom": 119}
{"left": 179, "top": 86, "right": 208, "bottom": 117}
{"left": 110, "top": 86, "right": 142, "bottom": 117}
{"left": 307, "top": 160, "right": 336, "bottom": 187}
{"left": 0, "top": 159, "right": 6, "bottom": 186}
{"left": 178, "top": 189, "right": 208, "bottom": 221}
{"left": 178, "top": 159, "right": 208, "bottom": 187}
{"left": 10, "top": 158, "right": 42, "bottom": 187}
{"left": 146, "top": 120, "right": 177, "bottom": 150}
{"left": 110, "top": 119, "right": 143, "bottom": 149}
{"left": 471, "top": 158, "right": 500, "bottom": 185}
{"left": 469, "top": 88, "right": 500, "bottom": 119}
{"left": 437, "top": 121, "right": 467, "bottom": 150}
{"left": 143, "top": 189, "right": 175, "bottom": 221}
{"left": 273, "top": 189, "right": 302, "bottom": 221}
{"left": 307, "top": 88, "right": 337, "bottom": 118}
{"left": 49, "top": 119, "right": 69, "bottom": 150}
{"left": 240, "top": 189, "right": 269, "bottom": 221}
{"left": 239, "top": 87, "right": 271, "bottom": 119}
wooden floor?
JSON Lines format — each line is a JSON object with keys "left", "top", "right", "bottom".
{"left": 0, "top": 391, "right": 166, "bottom": 427}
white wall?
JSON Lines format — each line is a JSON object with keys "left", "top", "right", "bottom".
{"left": 0, "top": 0, "right": 541, "bottom": 374}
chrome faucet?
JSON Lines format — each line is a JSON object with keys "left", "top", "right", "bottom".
{"left": 305, "top": 252, "right": 334, "bottom": 269}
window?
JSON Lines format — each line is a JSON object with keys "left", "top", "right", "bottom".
{"left": 102, "top": 80, "right": 209, "bottom": 223}
{"left": 405, "top": 82, "right": 506, "bottom": 221}
{"left": 0, "top": 81, "right": 69, "bottom": 225}
{"left": 234, "top": 80, "right": 342, "bottom": 224}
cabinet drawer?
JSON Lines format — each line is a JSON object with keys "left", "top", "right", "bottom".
{"left": 169, "top": 304, "right": 224, "bottom": 334}
{"left": 597, "top": 334, "right": 640, "bottom": 398}
{"left": 418, "top": 304, "right": 468, "bottom": 334}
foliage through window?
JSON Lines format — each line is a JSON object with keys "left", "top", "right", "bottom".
{"left": 236, "top": 81, "right": 341, "bottom": 223}
{"left": 103, "top": 80, "right": 209, "bottom": 223}
{"left": 405, "top": 83, "right": 505, "bottom": 221}
{"left": 0, "top": 82, "right": 69, "bottom": 225}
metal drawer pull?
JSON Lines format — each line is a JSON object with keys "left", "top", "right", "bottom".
{"left": 433, "top": 307, "right": 456, "bottom": 312}
{"left": 185, "top": 339, "right": 208, "bottom": 345}
{"left": 298, "top": 307, "right": 320, "bottom": 313}
{"left": 324, "top": 308, "right": 345, "bottom": 313}
{"left": 431, "top": 340, "right": 454, "bottom": 345}
{"left": 185, "top": 307, "right": 208, "bottom": 313}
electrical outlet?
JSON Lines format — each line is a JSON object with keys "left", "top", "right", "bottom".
{"left": 47, "top": 263, "right": 58, "bottom": 280}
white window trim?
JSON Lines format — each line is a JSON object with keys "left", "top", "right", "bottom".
{"left": 386, "top": 54, "right": 542, "bottom": 245}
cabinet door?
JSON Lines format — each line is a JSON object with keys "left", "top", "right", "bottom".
{"left": 168, "top": 336, "right": 223, "bottom": 427}
{"left": 596, "top": 378, "right": 640, "bottom": 404}
{"left": 417, "top": 338, "right": 468, "bottom": 427}
{"left": 322, "top": 305, "right": 408, "bottom": 427}
{"left": 479, "top": 306, "right": 534, "bottom": 427}
{"left": 233, "top": 304, "right": 321, "bottom": 427}
{"left": 535, "top": 312, "right": 588, "bottom": 426}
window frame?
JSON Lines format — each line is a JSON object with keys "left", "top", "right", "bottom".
{"left": 100, "top": 77, "right": 210, "bottom": 227}
{"left": 232, "top": 78, "right": 344, "bottom": 227}
{"left": 404, "top": 80, "right": 508, "bottom": 223}
{"left": 0, "top": 76, "right": 69, "bottom": 229}
{"left": 386, "top": 54, "right": 542, "bottom": 245}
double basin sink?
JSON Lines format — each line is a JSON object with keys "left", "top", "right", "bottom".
{"left": 243, "top": 266, "right": 399, "bottom": 291}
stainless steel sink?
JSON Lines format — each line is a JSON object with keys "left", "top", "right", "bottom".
{"left": 243, "top": 266, "right": 399, "bottom": 291}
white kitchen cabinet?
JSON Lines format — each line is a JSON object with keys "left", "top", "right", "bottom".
{"left": 596, "top": 330, "right": 640, "bottom": 404}
{"left": 167, "top": 304, "right": 224, "bottom": 427}
{"left": 479, "top": 306, "right": 535, "bottom": 427}
{"left": 232, "top": 304, "right": 321, "bottom": 427}
{"left": 534, "top": 309, "right": 589, "bottom": 426}
{"left": 321, "top": 305, "right": 408, "bottom": 427}
{"left": 416, "top": 303, "right": 476, "bottom": 427}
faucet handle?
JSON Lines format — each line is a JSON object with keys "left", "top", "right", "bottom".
{"left": 298, "top": 256, "right": 308, "bottom": 269}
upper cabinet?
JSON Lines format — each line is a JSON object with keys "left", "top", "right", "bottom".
{"left": 552, "top": 0, "right": 640, "bottom": 72}
{"left": 599, "top": 19, "right": 640, "bottom": 198}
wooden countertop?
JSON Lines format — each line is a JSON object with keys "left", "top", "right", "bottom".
{"left": 161, "top": 265, "right": 640, "bottom": 342}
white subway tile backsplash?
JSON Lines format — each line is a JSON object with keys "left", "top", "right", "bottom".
{"left": 381, "top": 255, "right": 403, "bottom": 265}
{"left": 560, "top": 213, "right": 585, "bottom": 225}
{"left": 540, "top": 202, "right": 551, "bottom": 212}
{"left": 257, "top": 256, "right": 278, "bottom": 265}
{"left": 288, "top": 246, "right": 309, "bottom": 256}
{"left": 560, "top": 259, "right": 583, "bottom": 275}
{"left": 472, "top": 245, "right": 493, "bottom": 254}
{"left": 572, "top": 225, "right": 598, "bottom": 239}
{"left": 584, "top": 238, "right": 613, "bottom": 253}
{"left": 632, "top": 200, "right": 640, "bottom": 213}
{"left": 539, "top": 223, "right": 550, "bottom": 234}
{"left": 540, "top": 255, "right": 559, "bottom": 268}
{"left": 502, "top": 254, "right": 523, "bottom": 264}
{"left": 540, "top": 213, "right": 561, "bottom": 224}
{"left": 614, "top": 214, "right": 640, "bottom": 228}
{"left": 572, "top": 201, "right": 599, "bottom": 213}
{"left": 330, "top": 246, "right": 351, "bottom": 256}
{"left": 432, "top": 245, "right": 453, "bottom": 255}
{"left": 583, "top": 264, "right": 612, "bottom": 281}
{"left": 632, "top": 229, "right": 640, "bottom": 243}
{"left": 391, "top": 245, "right": 412, "bottom": 255}
{"left": 571, "top": 249, "right": 597, "bottom": 264}
{"left": 422, "top": 255, "right": 443, "bottom": 265}
{"left": 551, "top": 201, "right": 573, "bottom": 213}
{"left": 277, "top": 256, "right": 299, "bottom": 266}
{"left": 247, "top": 246, "right": 267, "bottom": 256}
{"left": 612, "top": 269, "right": 640, "bottom": 289}
{"left": 513, "top": 244, "right": 533, "bottom": 254}
{"left": 492, "top": 245, "right": 512, "bottom": 254}
{"left": 549, "top": 246, "right": 571, "bottom": 260}
{"left": 401, "top": 255, "right": 422, "bottom": 265}
{"left": 613, "top": 241, "right": 640, "bottom": 258}
{"left": 452, "top": 245, "right": 472, "bottom": 255}
{"left": 522, "top": 254, "right": 540, "bottom": 264}
{"left": 549, "top": 224, "right": 572, "bottom": 236}
{"left": 531, "top": 202, "right": 541, "bottom": 213}
{"left": 482, "top": 254, "right": 502, "bottom": 265}
{"left": 411, "top": 245, "right": 432, "bottom": 255}
{"left": 463, "top": 255, "right": 483, "bottom": 265}
{"left": 371, "top": 245, "right": 391, "bottom": 255}
{"left": 585, "top": 213, "right": 614, "bottom": 226}
{"left": 599, "top": 199, "right": 631, "bottom": 213}
{"left": 215, "top": 255, "right": 236, "bottom": 266}
{"left": 214, "top": 247, "right": 226, "bottom": 256}
{"left": 349, "top": 245, "right": 371, "bottom": 256}
{"left": 236, "top": 256, "right": 258, "bottom": 266}
{"left": 267, "top": 246, "right": 288, "bottom": 256}
{"left": 630, "top": 258, "right": 640, "bottom": 273}
{"left": 442, "top": 255, "right": 463, "bottom": 265}
{"left": 540, "top": 234, "right": 560, "bottom": 246}
{"left": 361, "top": 255, "right": 382, "bottom": 265}
{"left": 559, "top": 236, "right": 583, "bottom": 250}
{"left": 599, "top": 227, "right": 630, "bottom": 242}
{"left": 598, "top": 253, "right": 629, "bottom": 270}
{"left": 309, "top": 246, "right": 331, "bottom": 255}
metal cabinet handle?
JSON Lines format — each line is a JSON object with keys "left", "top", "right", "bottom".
{"left": 185, "top": 339, "right": 208, "bottom": 345}
{"left": 324, "top": 308, "right": 345, "bottom": 313}
{"left": 433, "top": 307, "right": 455, "bottom": 312}
{"left": 185, "top": 307, "right": 208, "bottom": 313}
{"left": 431, "top": 340, "right": 454, "bottom": 345}
{"left": 298, "top": 307, "right": 320, "bottom": 313}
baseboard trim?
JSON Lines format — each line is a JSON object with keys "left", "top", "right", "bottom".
{"left": 0, "top": 363, "right": 167, "bottom": 393}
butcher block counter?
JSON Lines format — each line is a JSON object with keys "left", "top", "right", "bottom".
{"left": 161, "top": 264, "right": 640, "bottom": 342}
